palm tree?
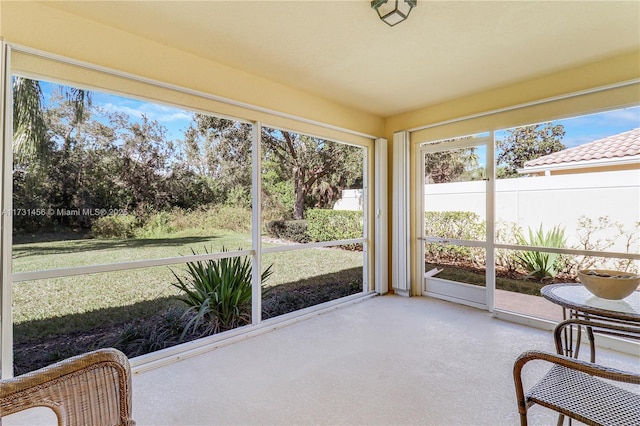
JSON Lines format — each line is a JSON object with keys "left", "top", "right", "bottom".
{"left": 13, "top": 76, "right": 47, "bottom": 164}
{"left": 12, "top": 76, "right": 91, "bottom": 164}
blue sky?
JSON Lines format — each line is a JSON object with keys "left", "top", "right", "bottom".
{"left": 39, "top": 80, "right": 640, "bottom": 150}
{"left": 547, "top": 106, "right": 640, "bottom": 148}
{"left": 494, "top": 106, "right": 640, "bottom": 149}
{"left": 91, "top": 91, "right": 193, "bottom": 142}
{"left": 39, "top": 82, "right": 193, "bottom": 143}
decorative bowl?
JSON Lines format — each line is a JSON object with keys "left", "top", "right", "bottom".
{"left": 577, "top": 269, "right": 640, "bottom": 300}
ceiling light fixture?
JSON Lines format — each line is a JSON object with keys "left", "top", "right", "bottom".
{"left": 371, "top": 0, "right": 416, "bottom": 27}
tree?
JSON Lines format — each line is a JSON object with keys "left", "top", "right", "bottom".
{"left": 13, "top": 77, "right": 47, "bottom": 164}
{"left": 424, "top": 146, "right": 480, "bottom": 184}
{"left": 13, "top": 87, "right": 112, "bottom": 230}
{"left": 184, "top": 115, "right": 363, "bottom": 219}
{"left": 261, "top": 128, "right": 362, "bottom": 220}
{"left": 182, "top": 114, "right": 252, "bottom": 207}
{"left": 13, "top": 76, "right": 91, "bottom": 165}
{"left": 496, "top": 123, "right": 565, "bottom": 178}
{"left": 112, "top": 112, "right": 176, "bottom": 213}
{"left": 13, "top": 81, "right": 228, "bottom": 233}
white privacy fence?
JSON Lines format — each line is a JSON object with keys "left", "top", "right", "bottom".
{"left": 424, "top": 169, "right": 640, "bottom": 253}
{"left": 333, "top": 170, "right": 639, "bottom": 253}
{"left": 334, "top": 189, "right": 364, "bottom": 211}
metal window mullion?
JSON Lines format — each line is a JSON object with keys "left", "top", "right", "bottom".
{"left": 12, "top": 249, "right": 255, "bottom": 283}
{"left": 261, "top": 238, "right": 365, "bottom": 255}
{"left": 251, "top": 123, "right": 262, "bottom": 326}
{"left": 493, "top": 243, "right": 640, "bottom": 260}
{"left": 1, "top": 41, "right": 14, "bottom": 378}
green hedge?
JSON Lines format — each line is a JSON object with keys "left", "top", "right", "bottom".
{"left": 265, "top": 210, "right": 363, "bottom": 247}
{"left": 265, "top": 220, "right": 310, "bottom": 243}
{"left": 306, "top": 209, "right": 362, "bottom": 249}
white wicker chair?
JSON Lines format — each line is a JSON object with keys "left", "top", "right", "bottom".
{"left": 1, "top": 348, "right": 135, "bottom": 426}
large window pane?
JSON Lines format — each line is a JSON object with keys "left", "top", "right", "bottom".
{"left": 12, "top": 77, "right": 252, "bottom": 272}
{"left": 14, "top": 265, "right": 176, "bottom": 374}
{"left": 14, "top": 252, "right": 256, "bottom": 374}
{"left": 494, "top": 250, "right": 638, "bottom": 320}
{"left": 424, "top": 243, "right": 486, "bottom": 287}
{"left": 260, "top": 126, "right": 364, "bottom": 245}
{"left": 494, "top": 107, "right": 640, "bottom": 315}
{"left": 494, "top": 108, "right": 639, "bottom": 253}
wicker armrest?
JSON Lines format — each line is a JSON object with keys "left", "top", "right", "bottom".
{"left": 513, "top": 350, "right": 640, "bottom": 426}
{"left": 1, "top": 348, "right": 135, "bottom": 426}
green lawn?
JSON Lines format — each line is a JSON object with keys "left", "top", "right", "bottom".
{"left": 12, "top": 230, "right": 252, "bottom": 273}
{"left": 12, "top": 231, "right": 363, "bottom": 328}
{"left": 12, "top": 230, "right": 364, "bottom": 373}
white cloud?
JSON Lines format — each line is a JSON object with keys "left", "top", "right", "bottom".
{"left": 99, "top": 102, "right": 144, "bottom": 119}
{"left": 98, "top": 100, "right": 191, "bottom": 124}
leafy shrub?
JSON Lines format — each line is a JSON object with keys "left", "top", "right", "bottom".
{"left": 135, "top": 205, "right": 252, "bottom": 238}
{"left": 424, "top": 211, "right": 486, "bottom": 264}
{"left": 425, "top": 211, "right": 485, "bottom": 240}
{"left": 136, "top": 211, "right": 175, "bottom": 238}
{"left": 91, "top": 214, "right": 138, "bottom": 239}
{"left": 171, "top": 247, "right": 273, "bottom": 337}
{"left": 265, "top": 220, "right": 310, "bottom": 243}
{"left": 203, "top": 205, "right": 252, "bottom": 233}
{"left": 516, "top": 225, "right": 567, "bottom": 280}
{"left": 495, "top": 220, "right": 523, "bottom": 272}
{"left": 571, "top": 216, "right": 639, "bottom": 274}
{"left": 262, "top": 174, "right": 295, "bottom": 220}
{"left": 102, "top": 307, "right": 186, "bottom": 357}
{"left": 225, "top": 185, "right": 251, "bottom": 209}
{"left": 306, "top": 209, "right": 362, "bottom": 250}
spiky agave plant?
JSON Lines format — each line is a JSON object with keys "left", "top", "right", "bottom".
{"left": 516, "top": 225, "right": 567, "bottom": 280}
{"left": 171, "top": 247, "right": 273, "bottom": 338}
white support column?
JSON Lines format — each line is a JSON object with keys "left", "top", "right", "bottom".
{"left": 251, "top": 122, "right": 262, "bottom": 326}
{"left": 486, "top": 131, "right": 496, "bottom": 311}
{"left": 361, "top": 147, "right": 369, "bottom": 293}
{"left": 1, "top": 41, "right": 14, "bottom": 378}
{"left": 374, "top": 138, "right": 388, "bottom": 294}
{"left": 392, "top": 132, "right": 410, "bottom": 296}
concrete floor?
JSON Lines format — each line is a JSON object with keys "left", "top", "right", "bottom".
{"left": 4, "top": 294, "right": 639, "bottom": 425}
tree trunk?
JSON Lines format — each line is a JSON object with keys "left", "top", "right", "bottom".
{"left": 292, "top": 168, "right": 306, "bottom": 220}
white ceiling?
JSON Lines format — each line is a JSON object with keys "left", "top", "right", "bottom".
{"left": 47, "top": 1, "right": 640, "bottom": 118}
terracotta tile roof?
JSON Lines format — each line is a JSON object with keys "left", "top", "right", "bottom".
{"left": 524, "top": 128, "right": 640, "bottom": 168}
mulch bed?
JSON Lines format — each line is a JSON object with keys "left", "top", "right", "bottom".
{"left": 14, "top": 280, "right": 361, "bottom": 375}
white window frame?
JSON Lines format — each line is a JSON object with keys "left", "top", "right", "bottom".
{"left": 411, "top": 101, "right": 640, "bottom": 332}
{"left": 0, "top": 43, "right": 377, "bottom": 377}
